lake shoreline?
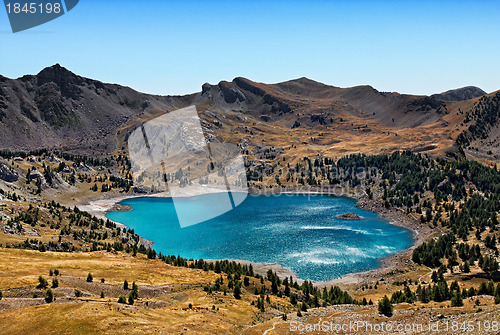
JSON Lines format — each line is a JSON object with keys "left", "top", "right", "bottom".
{"left": 77, "top": 186, "right": 434, "bottom": 286}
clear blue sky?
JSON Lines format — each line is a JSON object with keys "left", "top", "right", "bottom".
{"left": 1, "top": 0, "right": 499, "bottom": 96}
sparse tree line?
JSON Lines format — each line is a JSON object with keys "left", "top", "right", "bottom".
{"left": 1, "top": 149, "right": 134, "bottom": 192}
{"left": 2, "top": 200, "right": 147, "bottom": 254}
{"left": 390, "top": 274, "right": 500, "bottom": 307}
{"left": 456, "top": 92, "right": 500, "bottom": 147}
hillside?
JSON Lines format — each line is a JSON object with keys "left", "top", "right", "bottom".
{"left": 1, "top": 122, "right": 500, "bottom": 333}
{"left": 431, "top": 86, "right": 487, "bottom": 102}
{"left": 454, "top": 91, "right": 500, "bottom": 164}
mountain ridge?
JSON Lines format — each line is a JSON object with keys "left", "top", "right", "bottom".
{"left": 0, "top": 64, "right": 496, "bottom": 162}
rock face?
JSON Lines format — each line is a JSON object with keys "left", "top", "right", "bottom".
{"left": 0, "top": 163, "right": 19, "bottom": 182}
{"left": 336, "top": 213, "right": 362, "bottom": 220}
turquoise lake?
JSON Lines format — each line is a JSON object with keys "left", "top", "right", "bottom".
{"left": 106, "top": 193, "right": 413, "bottom": 282}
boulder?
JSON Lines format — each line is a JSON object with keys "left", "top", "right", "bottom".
{"left": 46, "top": 156, "right": 62, "bottom": 164}
{"left": 0, "top": 163, "right": 19, "bottom": 182}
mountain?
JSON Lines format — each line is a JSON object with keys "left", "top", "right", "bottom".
{"left": 0, "top": 65, "right": 495, "bottom": 162}
{"left": 431, "top": 86, "right": 486, "bottom": 101}
{"left": 0, "top": 64, "right": 193, "bottom": 152}
{"left": 198, "top": 76, "right": 449, "bottom": 128}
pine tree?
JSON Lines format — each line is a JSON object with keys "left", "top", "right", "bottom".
{"left": 128, "top": 293, "right": 134, "bottom": 305}
{"left": 233, "top": 284, "right": 241, "bottom": 299}
{"left": 463, "top": 261, "right": 470, "bottom": 273}
{"left": 378, "top": 296, "right": 393, "bottom": 317}
{"left": 86, "top": 273, "right": 93, "bottom": 282}
{"left": 451, "top": 292, "right": 463, "bottom": 307}
{"left": 130, "top": 282, "right": 138, "bottom": 299}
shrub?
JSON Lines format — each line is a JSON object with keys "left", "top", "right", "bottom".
{"left": 37, "top": 276, "right": 48, "bottom": 289}
{"left": 54, "top": 269, "right": 60, "bottom": 276}
{"left": 118, "top": 295, "right": 127, "bottom": 304}
{"left": 100, "top": 291, "right": 104, "bottom": 299}
{"left": 45, "top": 288, "right": 54, "bottom": 303}
{"left": 52, "top": 278, "right": 59, "bottom": 288}
{"left": 74, "top": 289, "right": 83, "bottom": 297}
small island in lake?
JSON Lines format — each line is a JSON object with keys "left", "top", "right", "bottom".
{"left": 336, "top": 212, "right": 363, "bottom": 220}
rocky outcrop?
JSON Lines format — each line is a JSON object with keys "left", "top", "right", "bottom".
{"left": 45, "top": 156, "right": 62, "bottom": 164}
{"left": 27, "top": 169, "right": 49, "bottom": 188}
{"left": 0, "top": 163, "right": 19, "bottom": 182}
{"left": 74, "top": 162, "right": 91, "bottom": 172}
{"left": 52, "top": 172, "right": 70, "bottom": 189}
{"left": 133, "top": 185, "right": 153, "bottom": 194}
{"left": 336, "top": 213, "right": 362, "bottom": 220}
